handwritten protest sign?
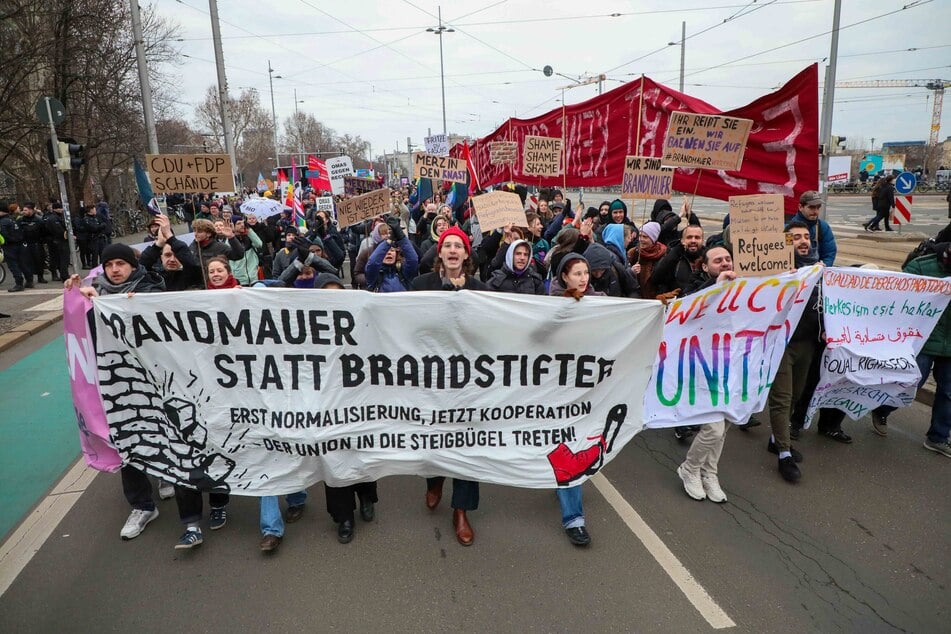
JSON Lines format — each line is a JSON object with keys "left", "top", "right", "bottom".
{"left": 344, "top": 176, "right": 379, "bottom": 196}
{"left": 621, "top": 155, "right": 674, "bottom": 200}
{"left": 728, "top": 194, "right": 786, "bottom": 234}
{"left": 523, "top": 135, "right": 563, "bottom": 176}
{"left": 733, "top": 233, "right": 794, "bottom": 276}
{"left": 424, "top": 134, "right": 449, "bottom": 156}
{"left": 471, "top": 191, "right": 527, "bottom": 232}
{"left": 336, "top": 188, "right": 390, "bottom": 228}
{"left": 91, "top": 289, "right": 664, "bottom": 493}
{"left": 661, "top": 112, "right": 753, "bottom": 171}
{"left": 806, "top": 268, "right": 951, "bottom": 422}
{"left": 413, "top": 153, "right": 468, "bottom": 184}
{"left": 645, "top": 266, "right": 822, "bottom": 428}
{"left": 326, "top": 156, "right": 353, "bottom": 195}
{"left": 489, "top": 141, "right": 518, "bottom": 166}
{"left": 146, "top": 153, "right": 235, "bottom": 193}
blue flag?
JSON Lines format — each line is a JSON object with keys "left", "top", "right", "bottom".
{"left": 133, "top": 158, "right": 154, "bottom": 206}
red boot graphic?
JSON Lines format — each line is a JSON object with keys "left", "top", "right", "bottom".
{"left": 547, "top": 404, "right": 627, "bottom": 486}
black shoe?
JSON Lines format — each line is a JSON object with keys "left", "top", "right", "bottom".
{"left": 337, "top": 520, "right": 354, "bottom": 544}
{"left": 24, "top": 282, "right": 34, "bottom": 289}
{"left": 565, "top": 526, "right": 591, "bottom": 547}
{"left": 285, "top": 504, "right": 305, "bottom": 523}
{"left": 37, "top": 278, "right": 48, "bottom": 284}
{"left": 820, "top": 429, "right": 852, "bottom": 444}
{"left": 359, "top": 499, "right": 375, "bottom": 522}
{"left": 778, "top": 456, "right": 801, "bottom": 482}
{"left": 7, "top": 285, "right": 24, "bottom": 293}
{"left": 674, "top": 427, "right": 694, "bottom": 444}
{"left": 790, "top": 426, "right": 801, "bottom": 440}
{"left": 739, "top": 416, "right": 763, "bottom": 432}
{"left": 767, "top": 439, "right": 802, "bottom": 463}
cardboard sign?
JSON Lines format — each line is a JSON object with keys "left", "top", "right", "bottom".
{"left": 733, "top": 232, "right": 794, "bottom": 277}
{"left": 315, "top": 196, "right": 335, "bottom": 213}
{"left": 326, "top": 156, "right": 354, "bottom": 195}
{"left": 489, "top": 141, "right": 518, "bottom": 166}
{"left": 424, "top": 134, "right": 449, "bottom": 156}
{"left": 337, "top": 188, "right": 390, "bottom": 228}
{"left": 620, "top": 155, "right": 674, "bottom": 200}
{"left": 523, "top": 136, "right": 562, "bottom": 176}
{"left": 661, "top": 112, "right": 753, "bottom": 171}
{"left": 412, "top": 153, "right": 468, "bottom": 184}
{"left": 344, "top": 176, "right": 379, "bottom": 196}
{"left": 145, "top": 153, "right": 235, "bottom": 194}
{"left": 728, "top": 194, "right": 786, "bottom": 235}
{"left": 471, "top": 191, "right": 527, "bottom": 232}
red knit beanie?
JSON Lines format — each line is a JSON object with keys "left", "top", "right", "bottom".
{"left": 437, "top": 226, "right": 471, "bottom": 255}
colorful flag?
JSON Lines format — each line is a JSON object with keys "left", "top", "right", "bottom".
{"left": 256, "top": 172, "right": 267, "bottom": 193}
{"left": 461, "top": 141, "right": 480, "bottom": 195}
{"left": 284, "top": 181, "right": 306, "bottom": 229}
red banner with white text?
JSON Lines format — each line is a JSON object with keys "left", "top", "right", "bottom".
{"left": 452, "top": 65, "right": 818, "bottom": 215}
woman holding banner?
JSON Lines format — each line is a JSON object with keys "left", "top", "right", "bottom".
{"left": 410, "top": 226, "right": 487, "bottom": 546}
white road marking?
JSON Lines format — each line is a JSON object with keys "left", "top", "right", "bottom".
{"left": 0, "top": 459, "right": 97, "bottom": 598}
{"left": 24, "top": 296, "right": 64, "bottom": 312}
{"left": 592, "top": 473, "right": 736, "bottom": 629}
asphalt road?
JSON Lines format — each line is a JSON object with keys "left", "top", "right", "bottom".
{"left": 0, "top": 329, "right": 948, "bottom": 633}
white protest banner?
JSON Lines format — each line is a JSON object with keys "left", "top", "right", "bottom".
{"left": 661, "top": 112, "right": 753, "bottom": 171}
{"left": 471, "top": 190, "right": 528, "bottom": 232}
{"left": 326, "top": 156, "right": 354, "bottom": 195}
{"left": 620, "top": 155, "right": 674, "bottom": 200}
{"left": 315, "top": 196, "right": 335, "bottom": 213}
{"left": 412, "top": 153, "right": 468, "bottom": 184}
{"left": 146, "top": 154, "right": 235, "bottom": 194}
{"left": 645, "top": 266, "right": 822, "bottom": 428}
{"left": 806, "top": 268, "right": 951, "bottom": 422}
{"left": 92, "top": 290, "right": 664, "bottom": 494}
{"left": 424, "top": 134, "right": 449, "bottom": 156}
{"left": 336, "top": 188, "right": 389, "bottom": 228}
{"left": 523, "top": 135, "right": 563, "bottom": 176}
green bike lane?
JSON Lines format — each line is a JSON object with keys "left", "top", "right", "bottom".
{"left": 0, "top": 330, "right": 81, "bottom": 541}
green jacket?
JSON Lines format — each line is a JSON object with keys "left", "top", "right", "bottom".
{"left": 903, "top": 253, "right": 951, "bottom": 358}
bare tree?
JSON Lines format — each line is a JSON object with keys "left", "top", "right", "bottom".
{"left": 195, "top": 86, "right": 275, "bottom": 184}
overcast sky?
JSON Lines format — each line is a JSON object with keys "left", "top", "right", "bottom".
{"left": 154, "top": 0, "right": 949, "bottom": 158}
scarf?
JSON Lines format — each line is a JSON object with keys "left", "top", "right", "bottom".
{"left": 794, "top": 247, "right": 820, "bottom": 268}
{"left": 94, "top": 266, "right": 161, "bottom": 295}
{"left": 638, "top": 241, "right": 667, "bottom": 262}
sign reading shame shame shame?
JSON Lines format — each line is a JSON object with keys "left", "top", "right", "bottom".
{"left": 621, "top": 155, "right": 674, "bottom": 200}
{"left": 661, "top": 112, "right": 753, "bottom": 171}
{"left": 146, "top": 153, "right": 235, "bottom": 194}
{"left": 412, "top": 152, "right": 468, "bottom": 184}
{"left": 336, "top": 188, "right": 390, "bottom": 228}
{"left": 523, "top": 135, "right": 563, "bottom": 176}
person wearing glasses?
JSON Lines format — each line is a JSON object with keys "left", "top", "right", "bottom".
{"left": 785, "top": 191, "right": 836, "bottom": 266}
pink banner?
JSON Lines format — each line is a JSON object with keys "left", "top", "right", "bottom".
{"left": 64, "top": 288, "right": 122, "bottom": 472}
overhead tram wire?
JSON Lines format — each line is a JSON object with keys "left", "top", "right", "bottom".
{"left": 671, "top": 0, "right": 936, "bottom": 83}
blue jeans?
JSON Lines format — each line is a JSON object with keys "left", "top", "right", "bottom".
{"left": 556, "top": 485, "right": 584, "bottom": 529}
{"left": 877, "top": 353, "right": 951, "bottom": 443}
{"left": 259, "top": 491, "right": 308, "bottom": 537}
{"left": 920, "top": 354, "right": 951, "bottom": 443}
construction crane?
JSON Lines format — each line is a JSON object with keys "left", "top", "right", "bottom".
{"left": 835, "top": 79, "right": 949, "bottom": 150}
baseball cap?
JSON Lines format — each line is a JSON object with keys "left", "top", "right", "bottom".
{"left": 799, "top": 191, "right": 822, "bottom": 206}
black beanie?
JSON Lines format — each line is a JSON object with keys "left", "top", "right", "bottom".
{"left": 100, "top": 243, "right": 138, "bottom": 268}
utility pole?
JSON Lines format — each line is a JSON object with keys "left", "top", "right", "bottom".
{"left": 267, "top": 60, "right": 279, "bottom": 172}
{"left": 818, "top": 0, "right": 842, "bottom": 217}
{"left": 130, "top": 0, "right": 158, "bottom": 154}
{"left": 427, "top": 6, "right": 453, "bottom": 137}
{"left": 679, "top": 21, "right": 686, "bottom": 93}
{"left": 208, "top": 0, "right": 238, "bottom": 189}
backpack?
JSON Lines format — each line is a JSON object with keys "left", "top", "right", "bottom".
{"left": 902, "top": 238, "right": 939, "bottom": 270}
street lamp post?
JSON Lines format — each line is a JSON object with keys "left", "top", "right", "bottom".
{"left": 427, "top": 6, "right": 454, "bottom": 137}
{"left": 268, "top": 61, "right": 280, "bottom": 171}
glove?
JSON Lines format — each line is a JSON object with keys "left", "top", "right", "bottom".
{"left": 292, "top": 237, "right": 312, "bottom": 261}
{"left": 386, "top": 216, "right": 404, "bottom": 242}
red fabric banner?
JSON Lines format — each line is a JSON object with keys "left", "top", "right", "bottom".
{"left": 307, "top": 155, "right": 333, "bottom": 193}
{"left": 451, "top": 65, "right": 818, "bottom": 214}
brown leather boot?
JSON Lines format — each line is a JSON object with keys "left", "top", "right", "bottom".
{"left": 425, "top": 480, "right": 444, "bottom": 510}
{"left": 453, "top": 509, "right": 473, "bottom": 546}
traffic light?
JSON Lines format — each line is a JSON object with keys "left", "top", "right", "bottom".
{"left": 56, "top": 138, "right": 84, "bottom": 171}
{"left": 832, "top": 135, "right": 847, "bottom": 149}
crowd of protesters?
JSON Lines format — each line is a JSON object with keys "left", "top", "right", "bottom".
{"left": 11, "top": 176, "right": 945, "bottom": 555}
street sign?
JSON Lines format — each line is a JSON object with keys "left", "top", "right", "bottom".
{"left": 35, "top": 97, "right": 66, "bottom": 125}
{"left": 895, "top": 171, "right": 917, "bottom": 195}
{"left": 893, "top": 195, "right": 912, "bottom": 225}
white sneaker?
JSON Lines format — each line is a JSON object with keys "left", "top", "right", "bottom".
{"left": 677, "top": 464, "right": 705, "bottom": 501}
{"left": 701, "top": 473, "right": 728, "bottom": 503}
{"left": 158, "top": 481, "right": 175, "bottom": 500}
{"left": 120, "top": 508, "right": 159, "bottom": 540}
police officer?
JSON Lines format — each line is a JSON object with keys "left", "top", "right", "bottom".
{"left": 0, "top": 201, "right": 33, "bottom": 291}
{"left": 19, "top": 202, "right": 49, "bottom": 284}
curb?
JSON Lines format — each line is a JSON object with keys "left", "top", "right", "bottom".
{"left": 0, "top": 312, "right": 63, "bottom": 354}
